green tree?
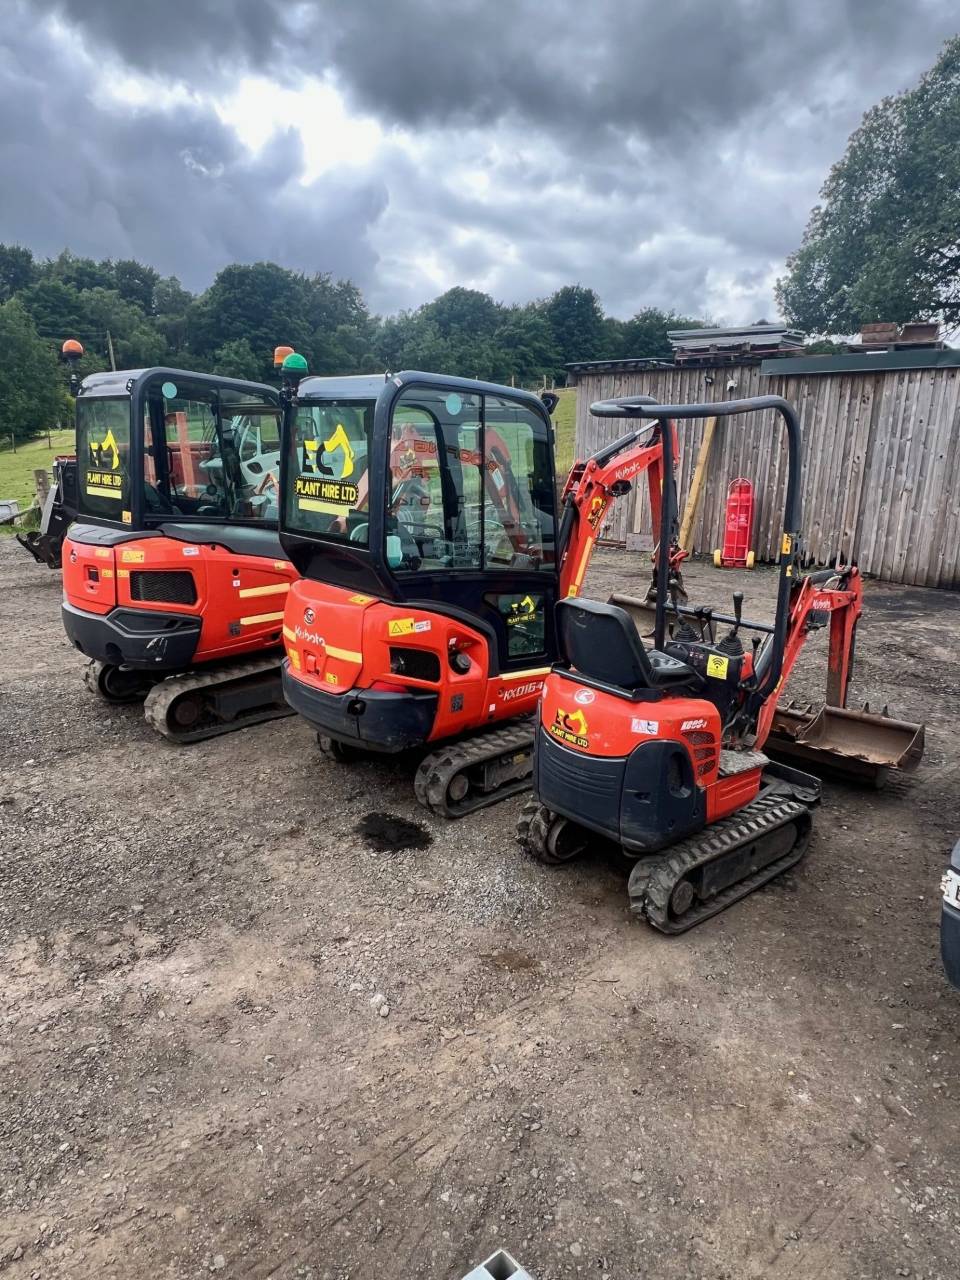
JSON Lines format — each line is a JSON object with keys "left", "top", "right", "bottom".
{"left": 19, "top": 279, "right": 90, "bottom": 339}
{"left": 0, "top": 299, "right": 62, "bottom": 443}
{"left": 45, "top": 250, "right": 115, "bottom": 294}
{"left": 777, "top": 36, "right": 960, "bottom": 333}
{"left": 0, "top": 244, "right": 36, "bottom": 302}
{"left": 303, "top": 273, "right": 374, "bottom": 374}
{"left": 493, "top": 305, "right": 560, "bottom": 384}
{"left": 211, "top": 338, "right": 261, "bottom": 380}
{"left": 153, "top": 275, "right": 194, "bottom": 359}
{"left": 188, "top": 262, "right": 312, "bottom": 377}
{"left": 545, "top": 285, "right": 606, "bottom": 373}
{"left": 113, "top": 259, "right": 161, "bottom": 313}
{"left": 618, "top": 307, "right": 706, "bottom": 360}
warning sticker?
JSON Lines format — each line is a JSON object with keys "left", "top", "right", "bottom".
{"left": 781, "top": 533, "right": 793, "bottom": 556}
{"left": 388, "top": 618, "right": 416, "bottom": 637}
{"left": 120, "top": 548, "right": 145, "bottom": 564}
{"left": 349, "top": 593, "right": 375, "bottom": 604}
{"left": 706, "top": 654, "right": 730, "bottom": 680}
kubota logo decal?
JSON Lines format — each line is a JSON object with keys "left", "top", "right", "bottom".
{"left": 574, "top": 688, "right": 595, "bottom": 705}
{"left": 295, "top": 625, "right": 325, "bottom": 646}
{"left": 549, "top": 706, "right": 590, "bottom": 749}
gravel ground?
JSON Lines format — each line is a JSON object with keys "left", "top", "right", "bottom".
{"left": 2, "top": 538, "right": 959, "bottom": 1280}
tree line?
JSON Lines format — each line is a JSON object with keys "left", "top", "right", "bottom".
{"left": 0, "top": 246, "right": 705, "bottom": 443}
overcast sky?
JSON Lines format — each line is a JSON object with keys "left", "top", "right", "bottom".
{"left": 2, "top": 1, "right": 957, "bottom": 323}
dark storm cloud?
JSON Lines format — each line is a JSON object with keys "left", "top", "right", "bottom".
{"left": 32, "top": 0, "right": 960, "bottom": 150}
{"left": 0, "top": 11, "right": 387, "bottom": 292}
{"left": 6, "top": 1, "right": 960, "bottom": 320}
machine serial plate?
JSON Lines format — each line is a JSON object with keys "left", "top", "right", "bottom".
{"left": 941, "top": 869, "right": 960, "bottom": 911}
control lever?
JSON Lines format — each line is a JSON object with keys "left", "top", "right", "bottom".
{"left": 717, "top": 591, "right": 745, "bottom": 657}
{"left": 671, "top": 581, "right": 699, "bottom": 643}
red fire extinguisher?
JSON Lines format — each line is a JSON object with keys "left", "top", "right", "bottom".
{"left": 714, "top": 477, "right": 756, "bottom": 569}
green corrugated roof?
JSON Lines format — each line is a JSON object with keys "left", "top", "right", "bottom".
{"left": 761, "top": 348, "right": 960, "bottom": 376}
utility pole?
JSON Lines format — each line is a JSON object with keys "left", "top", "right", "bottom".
{"left": 106, "top": 330, "right": 117, "bottom": 371}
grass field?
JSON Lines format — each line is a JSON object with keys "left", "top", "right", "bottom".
{"left": 0, "top": 430, "right": 75, "bottom": 519}
{"left": 549, "top": 386, "right": 576, "bottom": 477}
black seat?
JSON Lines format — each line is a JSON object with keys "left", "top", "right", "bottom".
{"left": 556, "top": 597, "right": 700, "bottom": 692}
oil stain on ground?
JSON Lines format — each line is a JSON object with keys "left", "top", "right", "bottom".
{"left": 355, "top": 812, "right": 433, "bottom": 853}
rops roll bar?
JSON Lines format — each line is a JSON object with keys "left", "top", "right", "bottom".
{"left": 588, "top": 395, "right": 803, "bottom": 705}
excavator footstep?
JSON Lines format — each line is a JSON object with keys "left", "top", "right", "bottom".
{"left": 767, "top": 703, "right": 924, "bottom": 788}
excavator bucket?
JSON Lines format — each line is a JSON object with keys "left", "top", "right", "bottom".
{"left": 766, "top": 702, "right": 924, "bottom": 788}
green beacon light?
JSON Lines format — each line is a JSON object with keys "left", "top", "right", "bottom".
{"left": 282, "top": 352, "right": 308, "bottom": 375}
{"left": 279, "top": 350, "right": 307, "bottom": 405}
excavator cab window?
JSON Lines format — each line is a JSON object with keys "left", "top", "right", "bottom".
{"left": 283, "top": 399, "right": 374, "bottom": 543}
{"left": 76, "top": 397, "right": 132, "bottom": 520}
{"left": 387, "top": 387, "right": 555, "bottom": 573}
{"left": 143, "top": 381, "right": 281, "bottom": 523}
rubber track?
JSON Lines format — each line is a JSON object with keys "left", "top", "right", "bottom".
{"left": 414, "top": 718, "right": 535, "bottom": 817}
{"left": 516, "top": 796, "right": 550, "bottom": 857}
{"left": 142, "top": 656, "right": 293, "bottom": 744}
{"left": 83, "top": 659, "right": 154, "bottom": 705}
{"left": 630, "top": 791, "right": 813, "bottom": 935}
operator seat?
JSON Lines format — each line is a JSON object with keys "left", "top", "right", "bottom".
{"left": 556, "top": 597, "right": 702, "bottom": 692}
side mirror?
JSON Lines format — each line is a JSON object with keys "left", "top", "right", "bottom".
{"left": 540, "top": 391, "right": 559, "bottom": 415}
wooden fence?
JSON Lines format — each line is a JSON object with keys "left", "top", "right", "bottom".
{"left": 572, "top": 361, "right": 960, "bottom": 589}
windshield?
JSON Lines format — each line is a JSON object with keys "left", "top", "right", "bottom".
{"left": 283, "top": 400, "right": 374, "bottom": 544}
{"left": 387, "top": 387, "right": 555, "bottom": 572}
{"left": 77, "top": 398, "right": 133, "bottom": 521}
{"left": 143, "top": 381, "right": 281, "bottom": 523}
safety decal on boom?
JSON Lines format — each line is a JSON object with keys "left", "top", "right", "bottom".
{"left": 549, "top": 707, "right": 590, "bottom": 749}
{"left": 85, "top": 429, "right": 123, "bottom": 500}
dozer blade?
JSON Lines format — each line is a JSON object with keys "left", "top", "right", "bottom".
{"left": 766, "top": 702, "right": 924, "bottom": 788}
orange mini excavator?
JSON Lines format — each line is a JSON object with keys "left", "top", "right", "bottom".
{"left": 62, "top": 363, "right": 299, "bottom": 741}
{"left": 277, "top": 368, "right": 680, "bottom": 814}
{"left": 518, "top": 394, "right": 924, "bottom": 932}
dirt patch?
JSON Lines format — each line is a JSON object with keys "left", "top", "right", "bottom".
{"left": 354, "top": 811, "right": 433, "bottom": 852}
{"left": 2, "top": 541, "right": 960, "bottom": 1279}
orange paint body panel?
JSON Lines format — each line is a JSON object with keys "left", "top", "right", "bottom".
{"left": 62, "top": 533, "right": 298, "bottom": 664}
{"left": 539, "top": 673, "right": 762, "bottom": 829}
{"left": 283, "top": 579, "right": 548, "bottom": 743}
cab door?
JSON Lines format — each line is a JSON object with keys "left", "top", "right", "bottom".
{"left": 385, "top": 384, "right": 558, "bottom": 675}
